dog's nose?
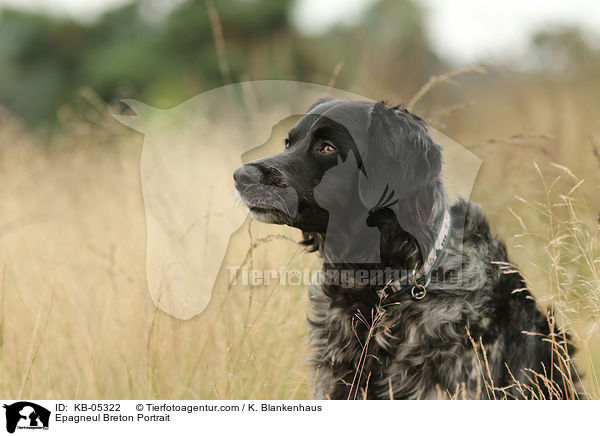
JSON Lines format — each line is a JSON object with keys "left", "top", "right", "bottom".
{"left": 233, "top": 165, "right": 263, "bottom": 187}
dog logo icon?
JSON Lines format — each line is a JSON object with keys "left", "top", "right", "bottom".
{"left": 3, "top": 402, "right": 50, "bottom": 433}
{"left": 114, "top": 81, "right": 481, "bottom": 319}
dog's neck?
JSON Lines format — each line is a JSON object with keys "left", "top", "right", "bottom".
{"left": 316, "top": 180, "right": 449, "bottom": 278}
{"left": 386, "top": 180, "right": 450, "bottom": 272}
{"left": 320, "top": 214, "right": 382, "bottom": 265}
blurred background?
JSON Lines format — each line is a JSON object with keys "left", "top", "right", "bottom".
{"left": 0, "top": 0, "right": 598, "bottom": 399}
{"left": 1, "top": 0, "right": 600, "bottom": 130}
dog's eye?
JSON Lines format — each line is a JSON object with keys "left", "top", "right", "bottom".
{"left": 320, "top": 143, "right": 336, "bottom": 154}
{"left": 284, "top": 138, "right": 290, "bottom": 150}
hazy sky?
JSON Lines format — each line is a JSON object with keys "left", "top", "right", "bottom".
{"left": 1, "top": 0, "right": 599, "bottom": 65}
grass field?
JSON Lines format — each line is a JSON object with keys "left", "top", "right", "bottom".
{"left": 0, "top": 71, "right": 598, "bottom": 399}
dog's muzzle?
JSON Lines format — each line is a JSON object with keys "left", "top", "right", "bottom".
{"left": 233, "top": 164, "right": 298, "bottom": 223}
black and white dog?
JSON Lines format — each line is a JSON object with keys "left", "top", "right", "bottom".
{"left": 233, "top": 98, "right": 579, "bottom": 399}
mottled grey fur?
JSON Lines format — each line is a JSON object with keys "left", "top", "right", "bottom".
{"left": 308, "top": 197, "right": 579, "bottom": 399}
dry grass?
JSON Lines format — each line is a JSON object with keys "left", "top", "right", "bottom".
{"left": 0, "top": 101, "right": 314, "bottom": 399}
{"left": 0, "top": 66, "right": 598, "bottom": 399}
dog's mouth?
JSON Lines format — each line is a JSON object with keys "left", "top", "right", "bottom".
{"left": 247, "top": 204, "right": 289, "bottom": 223}
{"left": 235, "top": 186, "right": 297, "bottom": 224}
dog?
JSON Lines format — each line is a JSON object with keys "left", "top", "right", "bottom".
{"left": 233, "top": 98, "right": 579, "bottom": 399}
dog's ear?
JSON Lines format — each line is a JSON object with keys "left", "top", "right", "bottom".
{"left": 388, "top": 105, "right": 442, "bottom": 185}
{"left": 358, "top": 102, "right": 442, "bottom": 207}
{"left": 358, "top": 102, "right": 443, "bottom": 263}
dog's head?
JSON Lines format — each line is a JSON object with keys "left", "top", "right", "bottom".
{"left": 233, "top": 98, "right": 443, "bottom": 259}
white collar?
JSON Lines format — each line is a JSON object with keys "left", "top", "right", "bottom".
{"left": 388, "top": 207, "right": 451, "bottom": 299}
{"left": 421, "top": 207, "right": 452, "bottom": 276}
